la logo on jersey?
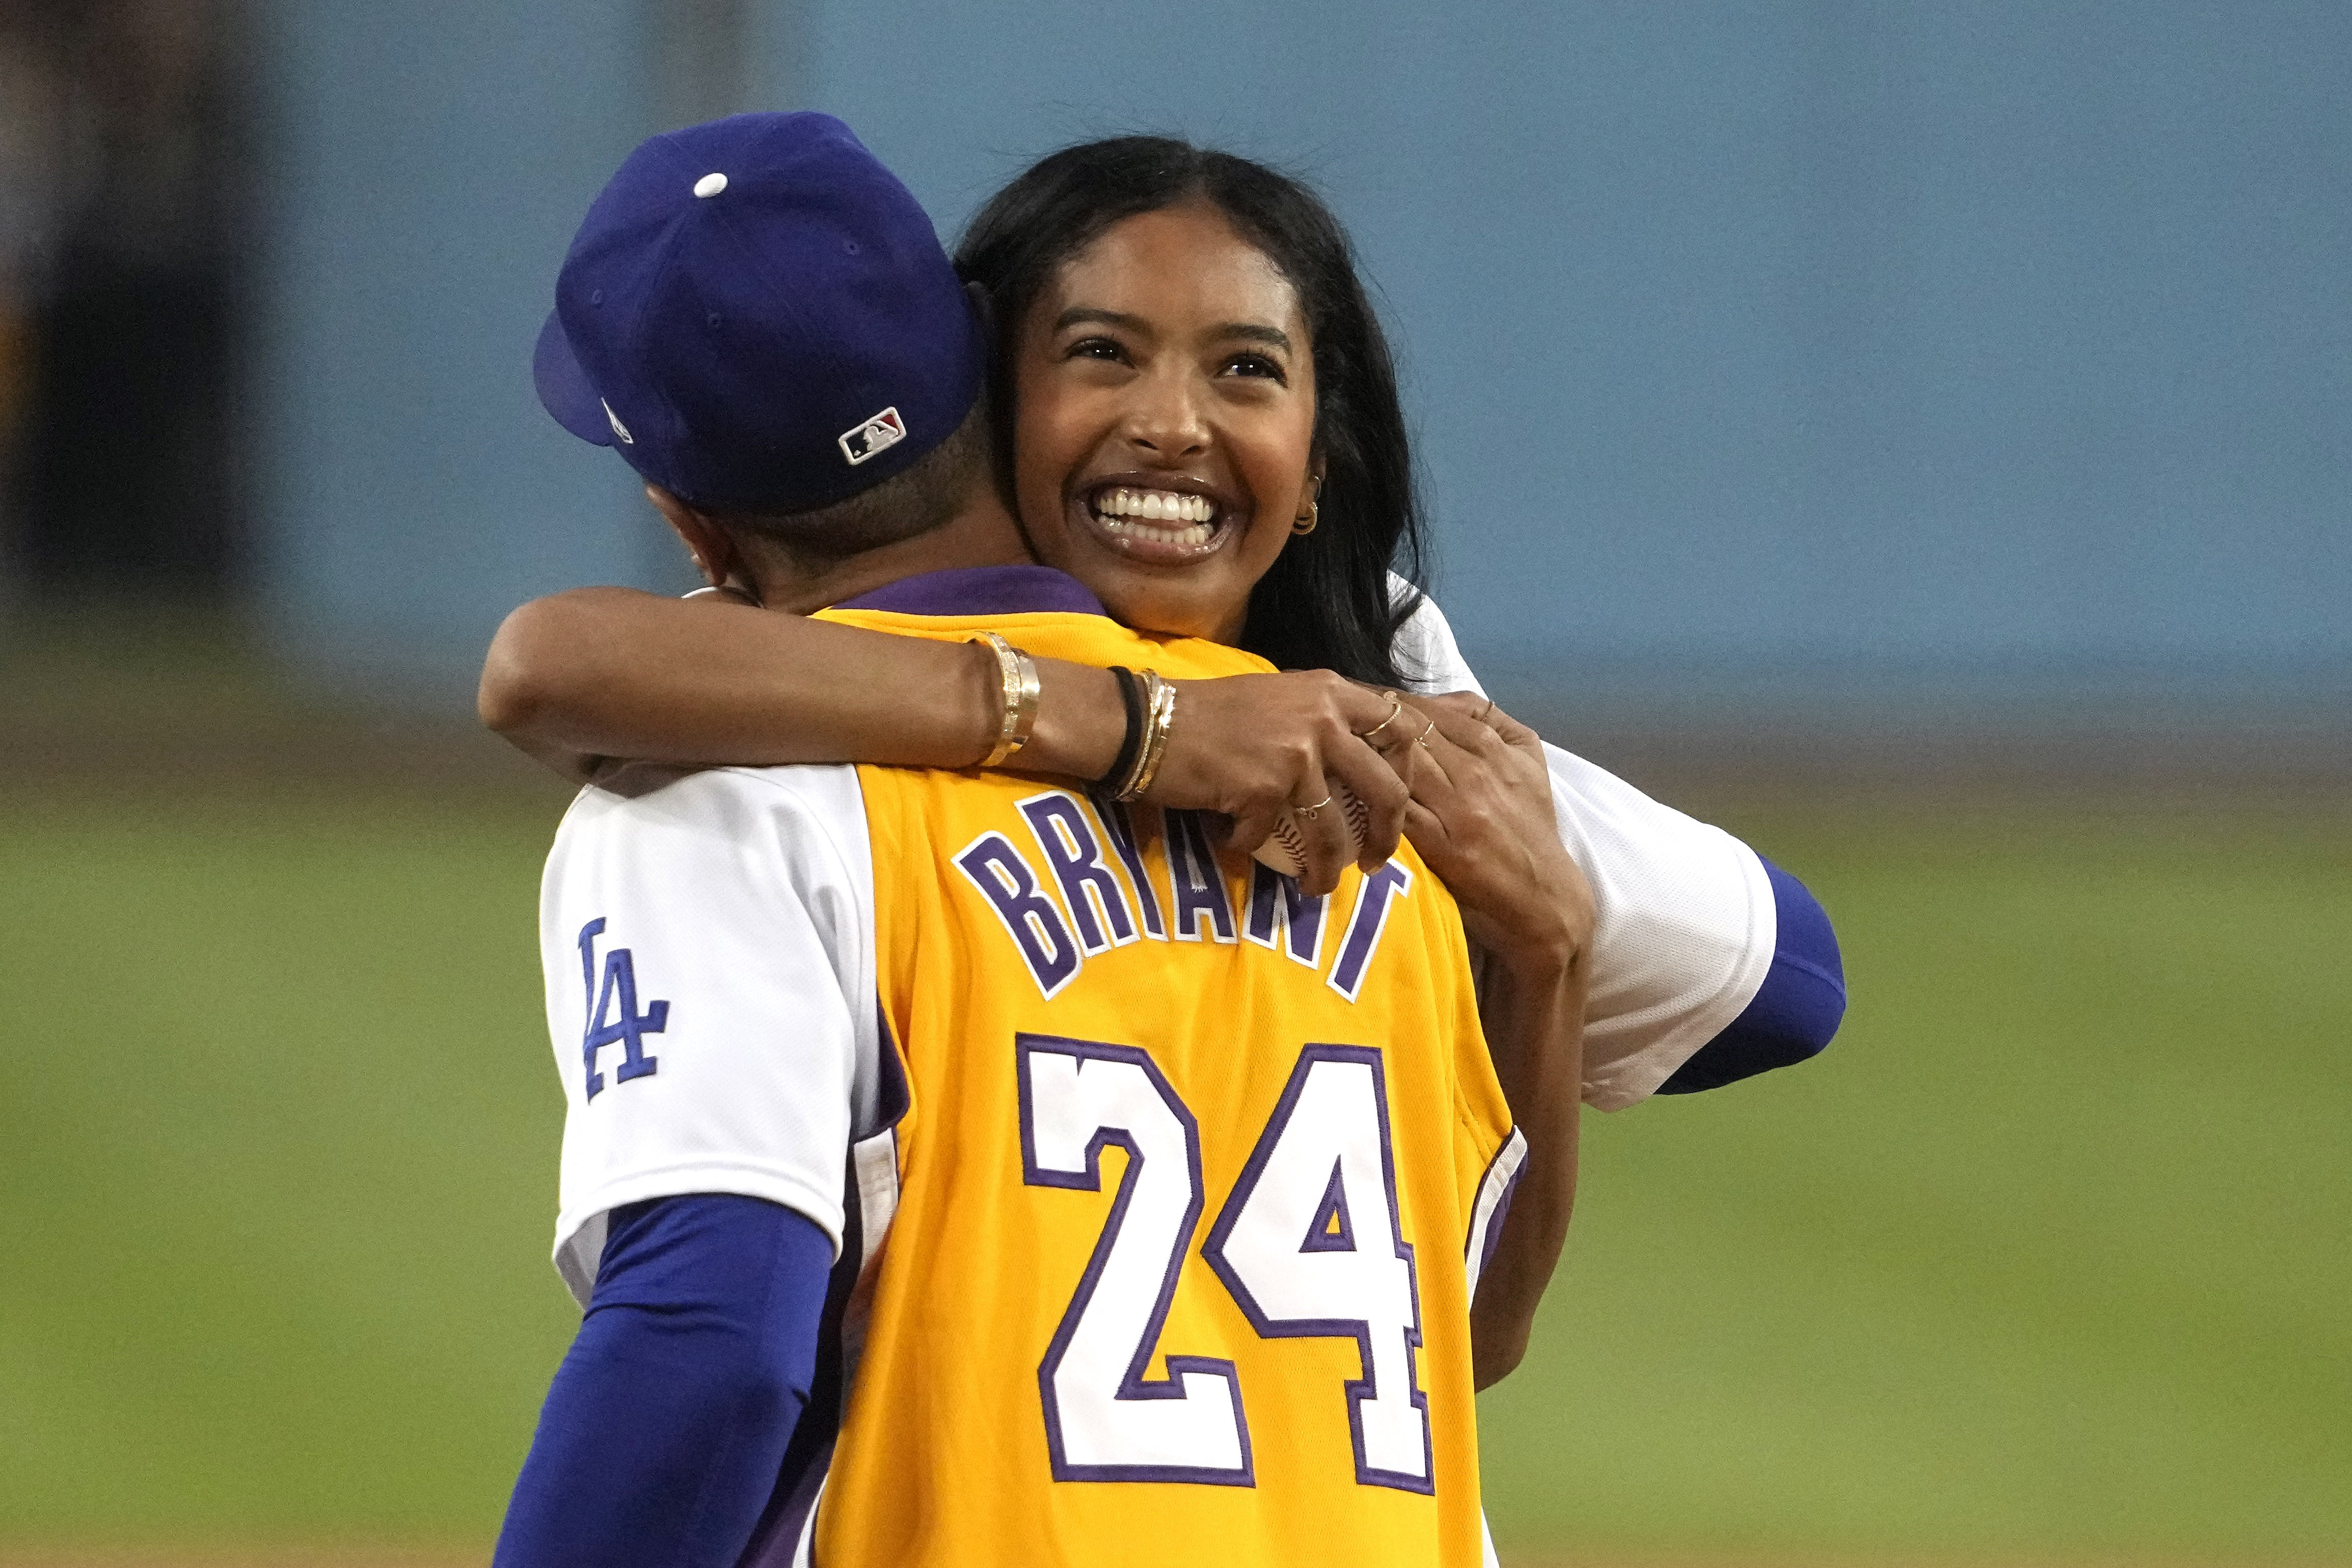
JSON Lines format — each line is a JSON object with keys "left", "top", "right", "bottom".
{"left": 837, "top": 405, "right": 906, "bottom": 465}
{"left": 577, "top": 917, "right": 667, "bottom": 1100}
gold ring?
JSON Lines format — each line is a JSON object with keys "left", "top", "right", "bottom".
{"left": 1294, "top": 793, "right": 1333, "bottom": 820}
{"left": 1356, "top": 691, "right": 1405, "bottom": 744}
{"left": 1413, "top": 717, "right": 1438, "bottom": 748}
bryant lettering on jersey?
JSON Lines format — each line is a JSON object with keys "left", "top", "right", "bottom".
{"left": 955, "top": 791, "right": 1408, "bottom": 1002}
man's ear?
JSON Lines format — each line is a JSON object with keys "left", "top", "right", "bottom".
{"left": 645, "top": 484, "right": 740, "bottom": 590}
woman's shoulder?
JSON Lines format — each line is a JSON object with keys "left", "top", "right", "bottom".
{"left": 1385, "top": 574, "right": 1487, "bottom": 697}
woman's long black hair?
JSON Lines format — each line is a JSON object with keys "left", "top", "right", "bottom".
{"left": 955, "top": 138, "right": 1427, "bottom": 688}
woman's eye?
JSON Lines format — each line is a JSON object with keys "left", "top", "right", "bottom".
{"left": 1066, "top": 336, "right": 1127, "bottom": 364}
{"left": 1223, "top": 352, "right": 1287, "bottom": 383}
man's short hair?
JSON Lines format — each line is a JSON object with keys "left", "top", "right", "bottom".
{"left": 705, "top": 394, "right": 990, "bottom": 565}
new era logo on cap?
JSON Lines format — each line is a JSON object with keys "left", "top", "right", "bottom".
{"left": 838, "top": 407, "right": 906, "bottom": 465}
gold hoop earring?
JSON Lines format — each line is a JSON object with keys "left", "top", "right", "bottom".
{"left": 1291, "top": 498, "right": 1319, "bottom": 536}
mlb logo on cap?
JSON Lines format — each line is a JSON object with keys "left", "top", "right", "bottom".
{"left": 839, "top": 407, "right": 906, "bottom": 466}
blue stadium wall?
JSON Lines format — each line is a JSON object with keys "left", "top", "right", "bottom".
{"left": 252, "top": 1, "right": 2351, "bottom": 718}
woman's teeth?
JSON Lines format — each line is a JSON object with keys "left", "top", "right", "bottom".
{"left": 1100, "top": 517, "right": 1213, "bottom": 548}
{"left": 1092, "top": 485, "right": 1217, "bottom": 548}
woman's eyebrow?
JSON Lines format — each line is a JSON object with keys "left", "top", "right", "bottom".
{"left": 1051, "top": 308, "right": 1291, "bottom": 353}
{"left": 1215, "top": 323, "right": 1292, "bottom": 350}
{"left": 1053, "top": 306, "right": 1148, "bottom": 334}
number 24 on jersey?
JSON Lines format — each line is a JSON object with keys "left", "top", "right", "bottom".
{"left": 1018, "top": 1034, "right": 1435, "bottom": 1493}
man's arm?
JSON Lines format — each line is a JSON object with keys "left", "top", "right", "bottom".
{"left": 495, "top": 1196, "right": 832, "bottom": 1568}
{"left": 518, "top": 765, "right": 881, "bottom": 1565}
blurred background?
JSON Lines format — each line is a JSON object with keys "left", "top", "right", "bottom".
{"left": 1, "top": 1, "right": 2343, "bottom": 1563}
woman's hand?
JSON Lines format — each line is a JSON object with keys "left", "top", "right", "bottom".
{"left": 1133, "top": 670, "right": 1414, "bottom": 896}
{"left": 1394, "top": 692, "right": 1593, "bottom": 969}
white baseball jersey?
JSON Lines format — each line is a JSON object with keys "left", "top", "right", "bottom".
{"left": 1391, "top": 584, "right": 1776, "bottom": 1110}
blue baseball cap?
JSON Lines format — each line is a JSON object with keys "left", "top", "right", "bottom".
{"left": 533, "top": 112, "right": 985, "bottom": 514}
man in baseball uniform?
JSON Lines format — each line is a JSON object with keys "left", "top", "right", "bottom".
{"left": 494, "top": 114, "right": 1841, "bottom": 1567}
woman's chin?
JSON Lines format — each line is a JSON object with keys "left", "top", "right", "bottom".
{"left": 1065, "top": 560, "right": 1245, "bottom": 642}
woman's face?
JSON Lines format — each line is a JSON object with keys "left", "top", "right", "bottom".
{"left": 1011, "top": 203, "right": 1318, "bottom": 644}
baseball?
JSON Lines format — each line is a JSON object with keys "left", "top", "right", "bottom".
{"left": 1251, "top": 782, "right": 1374, "bottom": 878}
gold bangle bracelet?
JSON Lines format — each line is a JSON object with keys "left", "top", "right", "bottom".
{"left": 1111, "top": 669, "right": 1160, "bottom": 798}
{"left": 1122, "top": 681, "right": 1170, "bottom": 799}
{"left": 1121, "top": 673, "right": 1177, "bottom": 799}
{"left": 972, "top": 632, "right": 1040, "bottom": 768}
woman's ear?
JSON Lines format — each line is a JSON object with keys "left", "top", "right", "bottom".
{"left": 645, "top": 483, "right": 739, "bottom": 589}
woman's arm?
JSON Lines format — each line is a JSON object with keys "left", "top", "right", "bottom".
{"left": 479, "top": 587, "right": 1052, "bottom": 778}
{"left": 1465, "top": 943, "right": 1586, "bottom": 1389}
{"left": 1392, "top": 697, "right": 1593, "bottom": 1387}
{"left": 479, "top": 586, "right": 1415, "bottom": 894}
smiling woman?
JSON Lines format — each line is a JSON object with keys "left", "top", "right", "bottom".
{"left": 1011, "top": 202, "right": 1322, "bottom": 645}
{"left": 959, "top": 139, "right": 1425, "bottom": 687}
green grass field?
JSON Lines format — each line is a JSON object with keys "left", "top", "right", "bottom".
{"left": 1, "top": 785, "right": 2345, "bottom": 1561}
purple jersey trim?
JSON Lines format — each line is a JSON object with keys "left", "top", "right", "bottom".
{"left": 1467, "top": 1132, "right": 1528, "bottom": 1292}
{"left": 871, "top": 996, "right": 911, "bottom": 1133}
{"left": 832, "top": 564, "right": 1106, "bottom": 618}
{"left": 737, "top": 1002, "right": 910, "bottom": 1567}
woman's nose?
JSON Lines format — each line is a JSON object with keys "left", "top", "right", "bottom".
{"left": 1121, "top": 370, "right": 1209, "bottom": 459}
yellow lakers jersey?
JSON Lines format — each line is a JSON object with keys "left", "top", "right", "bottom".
{"left": 810, "top": 602, "right": 1517, "bottom": 1568}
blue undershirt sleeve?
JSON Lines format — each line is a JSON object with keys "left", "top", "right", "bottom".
{"left": 1658, "top": 858, "right": 1846, "bottom": 1094}
{"left": 493, "top": 1193, "right": 835, "bottom": 1568}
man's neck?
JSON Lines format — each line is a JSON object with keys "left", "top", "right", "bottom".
{"left": 751, "top": 488, "right": 1031, "bottom": 615}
